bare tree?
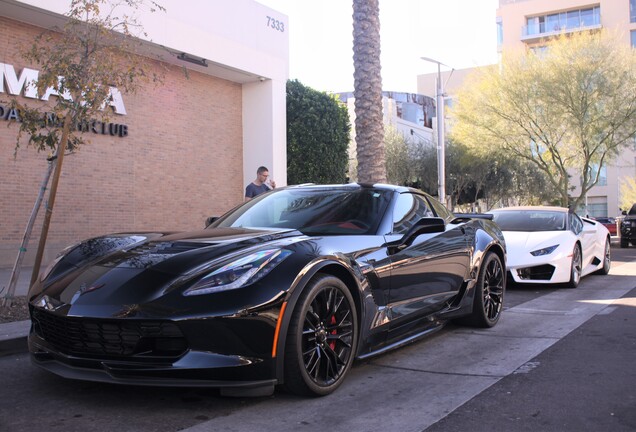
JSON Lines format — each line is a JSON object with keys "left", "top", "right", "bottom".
{"left": 451, "top": 31, "right": 636, "bottom": 209}
{"left": 3, "top": 0, "right": 164, "bottom": 303}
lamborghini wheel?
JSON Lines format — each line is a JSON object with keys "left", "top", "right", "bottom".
{"left": 565, "top": 244, "right": 582, "bottom": 288}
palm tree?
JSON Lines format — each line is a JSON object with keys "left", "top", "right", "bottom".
{"left": 352, "top": 0, "right": 386, "bottom": 183}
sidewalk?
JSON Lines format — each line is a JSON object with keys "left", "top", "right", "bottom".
{"left": 0, "top": 266, "right": 34, "bottom": 353}
{"left": 0, "top": 265, "right": 34, "bottom": 298}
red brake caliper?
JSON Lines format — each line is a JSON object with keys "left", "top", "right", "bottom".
{"left": 329, "top": 315, "right": 337, "bottom": 350}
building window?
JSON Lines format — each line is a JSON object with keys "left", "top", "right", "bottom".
{"left": 631, "top": 0, "right": 636, "bottom": 23}
{"left": 496, "top": 17, "right": 503, "bottom": 50}
{"left": 530, "top": 45, "right": 549, "bottom": 56}
{"left": 577, "top": 197, "right": 607, "bottom": 218}
{"left": 524, "top": 6, "right": 600, "bottom": 37}
{"left": 631, "top": 30, "right": 636, "bottom": 47}
{"left": 566, "top": 10, "right": 580, "bottom": 28}
{"left": 546, "top": 13, "right": 561, "bottom": 32}
{"left": 526, "top": 16, "right": 543, "bottom": 35}
{"left": 579, "top": 7, "right": 598, "bottom": 26}
{"left": 588, "top": 163, "right": 607, "bottom": 186}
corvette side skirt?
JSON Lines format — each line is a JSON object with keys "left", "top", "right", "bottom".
{"left": 356, "top": 322, "right": 445, "bottom": 361}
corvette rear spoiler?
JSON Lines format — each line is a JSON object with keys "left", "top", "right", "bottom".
{"left": 451, "top": 212, "right": 494, "bottom": 223}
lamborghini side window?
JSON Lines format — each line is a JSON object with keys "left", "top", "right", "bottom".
{"left": 392, "top": 193, "right": 434, "bottom": 234}
{"left": 569, "top": 213, "right": 583, "bottom": 235}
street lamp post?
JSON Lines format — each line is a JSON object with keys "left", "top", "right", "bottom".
{"left": 420, "top": 56, "right": 451, "bottom": 206}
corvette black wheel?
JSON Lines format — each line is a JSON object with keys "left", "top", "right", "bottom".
{"left": 565, "top": 244, "right": 582, "bottom": 288}
{"left": 456, "top": 251, "right": 505, "bottom": 328}
{"left": 284, "top": 274, "right": 358, "bottom": 396}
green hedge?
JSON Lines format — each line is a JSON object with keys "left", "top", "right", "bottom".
{"left": 286, "top": 79, "right": 351, "bottom": 184}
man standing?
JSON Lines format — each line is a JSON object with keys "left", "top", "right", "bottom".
{"left": 245, "top": 166, "right": 276, "bottom": 201}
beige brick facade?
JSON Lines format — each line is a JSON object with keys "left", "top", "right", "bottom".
{"left": 0, "top": 16, "right": 245, "bottom": 267}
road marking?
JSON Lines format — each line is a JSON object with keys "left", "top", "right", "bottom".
{"left": 511, "top": 308, "right": 571, "bottom": 315}
{"left": 579, "top": 297, "right": 636, "bottom": 307}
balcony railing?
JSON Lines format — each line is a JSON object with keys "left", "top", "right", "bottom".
{"left": 522, "top": 13, "right": 601, "bottom": 41}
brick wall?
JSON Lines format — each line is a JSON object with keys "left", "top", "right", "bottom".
{"left": 0, "top": 17, "right": 244, "bottom": 267}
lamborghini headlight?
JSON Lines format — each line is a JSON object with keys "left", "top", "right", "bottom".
{"left": 530, "top": 244, "right": 559, "bottom": 256}
{"left": 183, "top": 249, "right": 292, "bottom": 296}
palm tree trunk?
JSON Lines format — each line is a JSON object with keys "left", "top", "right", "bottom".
{"left": 352, "top": 0, "right": 386, "bottom": 184}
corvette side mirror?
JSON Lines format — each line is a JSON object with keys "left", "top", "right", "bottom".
{"left": 205, "top": 216, "right": 218, "bottom": 228}
{"left": 387, "top": 217, "right": 445, "bottom": 253}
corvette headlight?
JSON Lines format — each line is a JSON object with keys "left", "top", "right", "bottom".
{"left": 530, "top": 245, "right": 559, "bottom": 256}
{"left": 183, "top": 249, "right": 292, "bottom": 296}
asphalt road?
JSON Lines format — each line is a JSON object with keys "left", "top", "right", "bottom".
{"left": 1, "top": 246, "right": 634, "bottom": 432}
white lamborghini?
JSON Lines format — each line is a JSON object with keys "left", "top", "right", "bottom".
{"left": 488, "top": 206, "right": 611, "bottom": 288}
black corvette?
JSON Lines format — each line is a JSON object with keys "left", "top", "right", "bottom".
{"left": 28, "top": 183, "right": 506, "bottom": 396}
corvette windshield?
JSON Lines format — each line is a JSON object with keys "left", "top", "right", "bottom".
{"left": 491, "top": 210, "right": 566, "bottom": 232}
{"left": 213, "top": 187, "right": 392, "bottom": 235}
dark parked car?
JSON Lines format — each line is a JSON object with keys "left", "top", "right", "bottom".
{"left": 28, "top": 183, "right": 506, "bottom": 397}
{"left": 620, "top": 204, "right": 636, "bottom": 247}
{"left": 593, "top": 217, "right": 617, "bottom": 236}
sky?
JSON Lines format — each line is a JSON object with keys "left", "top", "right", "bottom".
{"left": 256, "top": 0, "right": 499, "bottom": 94}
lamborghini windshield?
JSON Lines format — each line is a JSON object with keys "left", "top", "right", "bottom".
{"left": 490, "top": 210, "right": 566, "bottom": 232}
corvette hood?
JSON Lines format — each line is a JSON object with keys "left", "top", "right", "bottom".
{"left": 30, "top": 227, "right": 303, "bottom": 317}
{"left": 98, "top": 227, "right": 302, "bottom": 273}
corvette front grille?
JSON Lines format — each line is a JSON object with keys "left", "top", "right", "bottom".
{"left": 31, "top": 308, "right": 188, "bottom": 359}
